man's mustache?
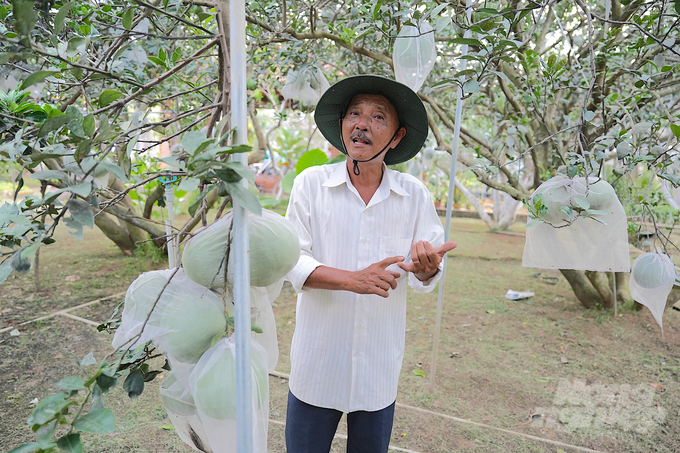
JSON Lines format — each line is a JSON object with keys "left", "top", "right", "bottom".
{"left": 350, "top": 130, "right": 372, "bottom": 145}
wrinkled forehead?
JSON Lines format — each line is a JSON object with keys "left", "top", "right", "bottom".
{"left": 345, "top": 94, "right": 399, "bottom": 119}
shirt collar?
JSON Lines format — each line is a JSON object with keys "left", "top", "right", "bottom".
{"left": 322, "top": 162, "right": 410, "bottom": 198}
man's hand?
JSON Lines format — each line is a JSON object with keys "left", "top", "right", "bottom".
{"left": 303, "top": 256, "right": 404, "bottom": 298}
{"left": 350, "top": 256, "right": 404, "bottom": 298}
{"left": 397, "top": 240, "right": 457, "bottom": 281}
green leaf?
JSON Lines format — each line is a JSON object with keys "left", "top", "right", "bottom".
{"left": 66, "top": 199, "right": 94, "bottom": 228}
{"left": 525, "top": 220, "right": 544, "bottom": 228}
{"left": 670, "top": 124, "right": 680, "bottom": 139}
{"left": 573, "top": 197, "right": 590, "bottom": 210}
{"left": 251, "top": 323, "right": 263, "bottom": 334}
{"left": 11, "top": 0, "right": 38, "bottom": 39}
{"left": 83, "top": 114, "right": 95, "bottom": 137}
{"left": 96, "top": 373, "right": 118, "bottom": 393}
{"left": 412, "top": 369, "right": 426, "bottom": 377}
{"left": 38, "top": 115, "right": 71, "bottom": 137}
{"left": 225, "top": 182, "right": 262, "bottom": 215}
{"left": 122, "top": 7, "right": 134, "bottom": 30}
{"left": 78, "top": 352, "right": 98, "bottom": 368}
{"left": 54, "top": 376, "right": 86, "bottom": 391}
{"left": 449, "top": 37, "right": 482, "bottom": 47}
{"left": 20, "top": 70, "right": 59, "bottom": 90}
{"left": 462, "top": 79, "right": 480, "bottom": 93}
{"left": 28, "top": 393, "right": 74, "bottom": 425}
{"left": 99, "top": 161, "right": 127, "bottom": 182}
{"left": 98, "top": 90, "right": 123, "bottom": 107}
{"left": 583, "top": 110, "right": 595, "bottom": 122}
{"left": 159, "top": 424, "right": 175, "bottom": 430}
{"left": 123, "top": 370, "right": 145, "bottom": 399}
{"left": 6, "top": 443, "right": 40, "bottom": 453}
{"left": 65, "top": 105, "right": 84, "bottom": 137}
{"left": 54, "top": 2, "right": 73, "bottom": 33}
{"left": 30, "top": 170, "right": 68, "bottom": 181}
{"left": 57, "top": 433, "right": 83, "bottom": 453}
{"left": 73, "top": 407, "right": 115, "bottom": 434}
{"left": 66, "top": 182, "right": 93, "bottom": 198}
{"left": 296, "top": 148, "right": 328, "bottom": 174}
{"left": 182, "top": 131, "right": 212, "bottom": 155}
{"left": 223, "top": 162, "right": 255, "bottom": 183}
{"left": 36, "top": 420, "right": 57, "bottom": 449}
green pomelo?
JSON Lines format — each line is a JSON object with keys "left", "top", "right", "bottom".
{"left": 632, "top": 253, "right": 675, "bottom": 289}
{"left": 191, "top": 342, "right": 269, "bottom": 420}
{"left": 533, "top": 177, "right": 619, "bottom": 225}
{"left": 123, "top": 270, "right": 175, "bottom": 324}
{"left": 182, "top": 209, "right": 301, "bottom": 290}
{"left": 155, "top": 292, "right": 228, "bottom": 364}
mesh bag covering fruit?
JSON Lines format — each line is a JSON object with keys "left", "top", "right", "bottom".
{"left": 393, "top": 21, "right": 436, "bottom": 92}
{"left": 629, "top": 251, "right": 676, "bottom": 333}
{"left": 111, "top": 269, "right": 231, "bottom": 364}
{"left": 182, "top": 209, "right": 301, "bottom": 292}
{"left": 281, "top": 65, "right": 330, "bottom": 107}
{"left": 189, "top": 336, "right": 269, "bottom": 453}
{"left": 523, "top": 176, "right": 630, "bottom": 272}
{"left": 160, "top": 371, "right": 213, "bottom": 453}
{"left": 250, "top": 286, "right": 279, "bottom": 372}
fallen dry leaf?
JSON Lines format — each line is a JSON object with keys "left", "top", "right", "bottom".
{"left": 650, "top": 383, "right": 664, "bottom": 390}
{"left": 65, "top": 275, "right": 80, "bottom": 282}
{"left": 560, "top": 356, "right": 569, "bottom": 364}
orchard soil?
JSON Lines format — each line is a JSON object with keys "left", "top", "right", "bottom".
{"left": 1, "top": 216, "right": 680, "bottom": 452}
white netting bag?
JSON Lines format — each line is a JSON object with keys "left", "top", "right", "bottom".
{"left": 182, "top": 209, "right": 301, "bottom": 292}
{"left": 111, "top": 269, "right": 232, "bottom": 364}
{"left": 250, "top": 286, "right": 279, "bottom": 372}
{"left": 393, "top": 21, "right": 436, "bottom": 92}
{"left": 160, "top": 371, "right": 213, "bottom": 453}
{"left": 189, "top": 336, "right": 269, "bottom": 453}
{"left": 281, "top": 65, "right": 330, "bottom": 107}
{"left": 630, "top": 251, "right": 676, "bottom": 333}
{"left": 523, "top": 176, "right": 630, "bottom": 272}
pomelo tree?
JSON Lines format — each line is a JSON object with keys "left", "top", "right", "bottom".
{"left": 2, "top": 0, "right": 680, "bottom": 450}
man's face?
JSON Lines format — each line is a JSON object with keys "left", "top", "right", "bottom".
{"left": 340, "top": 94, "right": 405, "bottom": 161}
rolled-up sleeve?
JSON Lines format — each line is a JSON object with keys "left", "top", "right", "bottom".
{"left": 408, "top": 187, "right": 445, "bottom": 294}
{"left": 285, "top": 173, "right": 323, "bottom": 293}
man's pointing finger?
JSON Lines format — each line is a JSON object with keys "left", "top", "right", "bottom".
{"left": 378, "top": 255, "right": 405, "bottom": 268}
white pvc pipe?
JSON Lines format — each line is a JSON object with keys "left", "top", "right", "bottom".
{"left": 429, "top": 0, "right": 473, "bottom": 392}
{"left": 164, "top": 186, "right": 176, "bottom": 269}
{"left": 229, "top": 0, "right": 254, "bottom": 451}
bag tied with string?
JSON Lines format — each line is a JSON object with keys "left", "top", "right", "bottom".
{"left": 522, "top": 176, "right": 630, "bottom": 272}
{"left": 393, "top": 21, "right": 436, "bottom": 92}
{"left": 281, "top": 65, "right": 330, "bottom": 107}
{"left": 629, "top": 251, "right": 676, "bottom": 334}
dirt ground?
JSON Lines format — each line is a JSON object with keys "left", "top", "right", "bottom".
{"left": 1, "top": 217, "right": 680, "bottom": 453}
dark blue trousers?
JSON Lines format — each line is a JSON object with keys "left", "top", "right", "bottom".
{"left": 285, "top": 390, "right": 396, "bottom": 453}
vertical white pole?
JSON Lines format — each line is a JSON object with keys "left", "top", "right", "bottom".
{"left": 429, "top": 0, "right": 473, "bottom": 392}
{"left": 230, "top": 0, "right": 253, "bottom": 451}
{"left": 164, "top": 185, "right": 176, "bottom": 269}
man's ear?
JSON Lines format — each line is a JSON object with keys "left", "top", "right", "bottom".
{"left": 389, "top": 126, "right": 407, "bottom": 149}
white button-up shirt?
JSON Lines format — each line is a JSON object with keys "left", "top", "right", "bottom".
{"left": 285, "top": 162, "right": 444, "bottom": 412}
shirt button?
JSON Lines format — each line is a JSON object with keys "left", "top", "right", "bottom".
{"left": 354, "top": 353, "right": 359, "bottom": 357}
{"left": 360, "top": 238, "right": 367, "bottom": 243}
{"left": 356, "top": 324, "right": 362, "bottom": 329}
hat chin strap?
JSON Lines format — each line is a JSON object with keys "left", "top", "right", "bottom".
{"left": 339, "top": 119, "right": 402, "bottom": 176}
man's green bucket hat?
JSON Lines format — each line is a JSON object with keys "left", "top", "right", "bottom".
{"left": 314, "top": 75, "right": 428, "bottom": 166}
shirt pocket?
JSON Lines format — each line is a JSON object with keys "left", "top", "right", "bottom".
{"left": 379, "top": 236, "right": 412, "bottom": 278}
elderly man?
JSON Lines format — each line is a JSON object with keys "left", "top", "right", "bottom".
{"left": 285, "top": 75, "right": 456, "bottom": 453}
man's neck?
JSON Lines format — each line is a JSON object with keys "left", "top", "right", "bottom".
{"left": 346, "top": 160, "right": 384, "bottom": 204}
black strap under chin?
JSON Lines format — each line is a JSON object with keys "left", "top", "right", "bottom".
{"left": 339, "top": 119, "right": 402, "bottom": 176}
